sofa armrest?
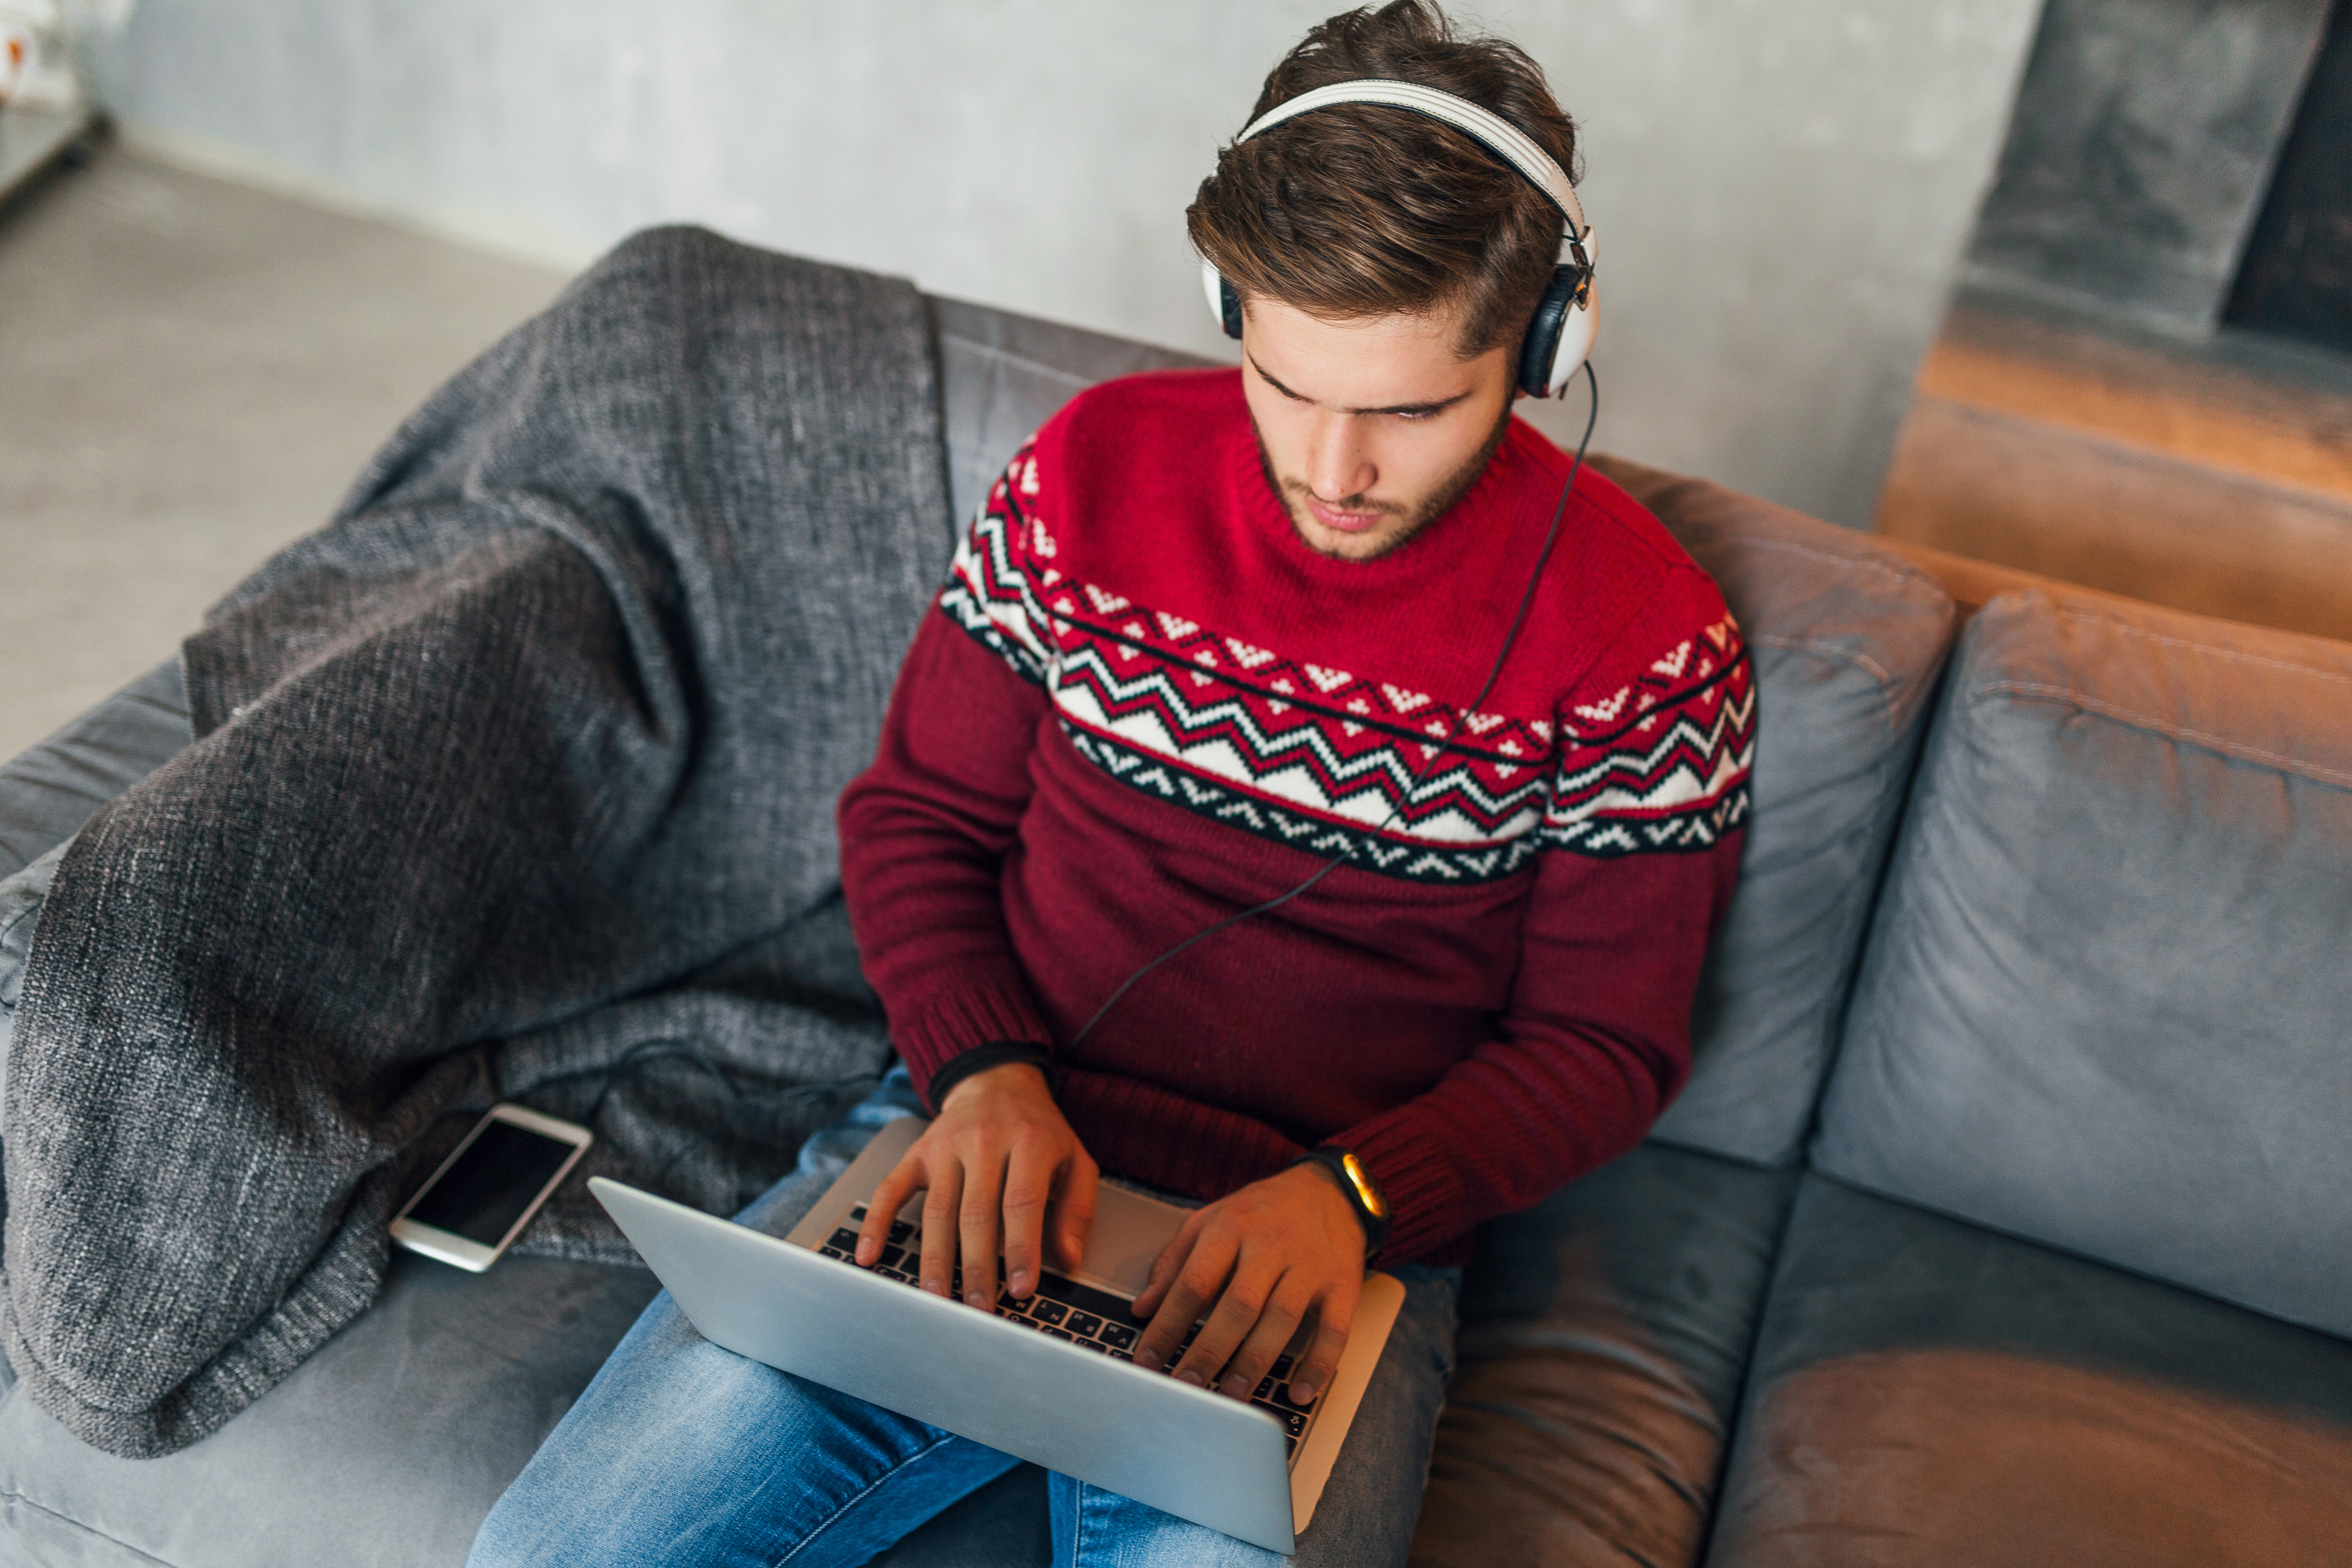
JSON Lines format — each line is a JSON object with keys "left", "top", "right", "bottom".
{"left": 0, "top": 659, "right": 192, "bottom": 879}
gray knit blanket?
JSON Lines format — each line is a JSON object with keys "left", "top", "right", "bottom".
{"left": 0, "top": 229, "right": 951, "bottom": 1457}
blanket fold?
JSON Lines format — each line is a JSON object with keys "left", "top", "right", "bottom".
{"left": 0, "top": 227, "right": 953, "bottom": 1456}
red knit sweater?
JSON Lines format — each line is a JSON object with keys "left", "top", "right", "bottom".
{"left": 837, "top": 369, "right": 1752, "bottom": 1264}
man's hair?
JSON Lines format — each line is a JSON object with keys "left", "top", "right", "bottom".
{"left": 1187, "top": 1, "right": 1579, "bottom": 359}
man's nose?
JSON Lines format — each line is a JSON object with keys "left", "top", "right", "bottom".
{"left": 1305, "top": 412, "right": 1375, "bottom": 502}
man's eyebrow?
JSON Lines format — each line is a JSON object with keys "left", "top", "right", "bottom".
{"left": 1245, "top": 353, "right": 1477, "bottom": 417}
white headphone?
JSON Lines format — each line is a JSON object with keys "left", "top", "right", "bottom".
{"left": 1199, "top": 78, "right": 1598, "bottom": 399}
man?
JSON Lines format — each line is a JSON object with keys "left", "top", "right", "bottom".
{"left": 472, "top": 4, "right": 1751, "bottom": 1563}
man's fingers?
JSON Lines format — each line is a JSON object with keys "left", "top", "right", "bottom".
{"left": 1000, "top": 1138, "right": 1054, "bottom": 1301}
{"left": 1287, "top": 1292, "right": 1356, "bottom": 1405}
{"left": 857, "top": 1153, "right": 923, "bottom": 1266}
{"left": 918, "top": 1162, "right": 963, "bottom": 1296}
{"left": 959, "top": 1147, "right": 1005, "bottom": 1310}
{"left": 1137, "top": 1236, "right": 1236, "bottom": 1378}
{"left": 1051, "top": 1151, "right": 1100, "bottom": 1274}
{"left": 1175, "top": 1262, "right": 1277, "bottom": 1391}
{"left": 1130, "top": 1212, "right": 1203, "bottom": 1321}
{"left": 1215, "top": 1280, "right": 1310, "bottom": 1402}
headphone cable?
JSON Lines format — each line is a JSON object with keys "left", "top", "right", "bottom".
{"left": 1066, "top": 359, "right": 1600, "bottom": 1050}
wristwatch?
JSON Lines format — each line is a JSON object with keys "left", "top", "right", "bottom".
{"left": 1293, "top": 1145, "right": 1391, "bottom": 1261}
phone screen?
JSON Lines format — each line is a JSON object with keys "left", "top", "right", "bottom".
{"left": 407, "top": 1120, "right": 579, "bottom": 1245}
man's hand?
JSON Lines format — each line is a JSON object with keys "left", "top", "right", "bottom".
{"left": 854, "top": 1062, "right": 1099, "bottom": 1311}
{"left": 1129, "top": 1162, "right": 1366, "bottom": 1408}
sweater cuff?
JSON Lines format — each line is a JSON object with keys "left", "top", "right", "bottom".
{"left": 1331, "top": 1111, "right": 1465, "bottom": 1267}
{"left": 893, "top": 976, "right": 1054, "bottom": 1104}
{"left": 923, "top": 1041, "right": 1056, "bottom": 1114}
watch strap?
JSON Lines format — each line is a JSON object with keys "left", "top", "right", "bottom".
{"left": 1292, "top": 1144, "right": 1391, "bottom": 1261}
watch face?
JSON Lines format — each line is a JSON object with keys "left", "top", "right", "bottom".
{"left": 1339, "top": 1150, "right": 1388, "bottom": 1218}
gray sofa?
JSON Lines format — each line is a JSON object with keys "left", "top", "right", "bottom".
{"left": 3, "top": 295, "right": 2348, "bottom": 1568}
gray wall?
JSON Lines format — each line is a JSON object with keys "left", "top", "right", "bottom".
{"left": 80, "top": 1, "right": 2041, "bottom": 530}
{"left": 1965, "top": 0, "right": 2332, "bottom": 333}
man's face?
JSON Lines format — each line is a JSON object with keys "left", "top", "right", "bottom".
{"left": 1240, "top": 295, "right": 1517, "bottom": 562}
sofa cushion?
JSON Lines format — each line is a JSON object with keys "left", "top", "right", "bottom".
{"left": 0, "top": 660, "right": 189, "bottom": 880}
{"left": 1410, "top": 1144, "right": 1799, "bottom": 1568}
{"left": 1813, "top": 588, "right": 2352, "bottom": 1337}
{"left": 0, "top": 1252, "right": 660, "bottom": 1568}
{"left": 1593, "top": 457, "right": 1954, "bottom": 1167}
{"left": 1706, "top": 1176, "right": 2352, "bottom": 1568}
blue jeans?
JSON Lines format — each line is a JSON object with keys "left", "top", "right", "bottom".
{"left": 468, "top": 1072, "right": 1460, "bottom": 1567}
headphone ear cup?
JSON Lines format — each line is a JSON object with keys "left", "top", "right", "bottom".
{"left": 1199, "top": 258, "right": 1246, "bottom": 340}
{"left": 1548, "top": 270, "right": 1598, "bottom": 398}
{"left": 1517, "top": 264, "right": 1593, "bottom": 398}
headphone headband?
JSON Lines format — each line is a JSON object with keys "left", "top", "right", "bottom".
{"left": 1233, "top": 79, "right": 1588, "bottom": 247}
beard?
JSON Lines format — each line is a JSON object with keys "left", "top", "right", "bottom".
{"left": 1252, "top": 395, "right": 1517, "bottom": 562}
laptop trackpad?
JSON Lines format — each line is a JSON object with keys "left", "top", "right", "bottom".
{"left": 1071, "top": 1180, "right": 1196, "bottom": 1298}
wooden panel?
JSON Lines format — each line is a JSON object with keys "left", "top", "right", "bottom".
{"left": 1915, "top": 337, "right": 2352, "bottom": 503}
{"left": 1874, "top": 394, "right": 2352, "bottom": 642}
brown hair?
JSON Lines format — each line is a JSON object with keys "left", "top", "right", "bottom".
{"left": 1187, "top": 1, "right": 1579, "bottom": 359}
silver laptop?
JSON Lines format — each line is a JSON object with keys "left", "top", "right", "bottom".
{"left": 589, "top": 1116, "right": 1404, "bottom": 1554}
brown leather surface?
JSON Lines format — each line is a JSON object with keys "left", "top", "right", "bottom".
{"left": 1406, "top": 1147, "right": 1797, "bottom": 1568}
{"left": 1408, "top": 1284, "right": 1717, "bottom": 1568}
{"left": 1711, "top": 1348, "right": 2352, "bottom": 1567}
{"left": 1869, "top": 533, "right": 2137, "bottom": 623}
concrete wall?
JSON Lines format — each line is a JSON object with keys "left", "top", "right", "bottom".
{"left": 1966, "top": 0, "right": 2332, "bottom": 334}
{"left": 78, "top": 1, "right": 2042, "bottom": 530}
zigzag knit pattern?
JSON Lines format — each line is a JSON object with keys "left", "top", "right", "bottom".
{"left": 940, "top": 441, "right": 1755, "bottom": 884}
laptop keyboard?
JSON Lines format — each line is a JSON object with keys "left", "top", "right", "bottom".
{"left": 823, "top": 1204, "right": 1323, "bottom": 1461}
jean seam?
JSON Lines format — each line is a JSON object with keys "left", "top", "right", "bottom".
{"left": 769, "top": 1430, "right": 970, "bottom": 1567}
{"left": 1069, "top": 1480, "right": 1090, "bottom": 1568}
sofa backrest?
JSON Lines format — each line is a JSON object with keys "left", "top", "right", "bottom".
{"left": 1596, "top": 458, "right": 1955, "bottom": 1167}
{"left": 931, "top": 296, "right": 1217, "bottom": 532}
{"left": 1813, "top": 587, "right": 2352, "bottom": 1339}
